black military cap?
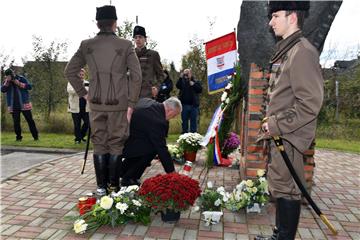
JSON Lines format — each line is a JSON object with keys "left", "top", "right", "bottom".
{"left": 4, "top": 68, "right": 14, "bottom": 76}
{"left": 268, "top": 1, "right": 310, "bottom": 15}
{"left": 133, "top": 25, "right": 146, "bottom": 38}
{"left": 96, "top": 5, "right": 117, "bottom": 20}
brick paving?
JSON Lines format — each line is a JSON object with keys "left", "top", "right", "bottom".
{"left": 1, "top": 149, "right": 359, "bottom": 239}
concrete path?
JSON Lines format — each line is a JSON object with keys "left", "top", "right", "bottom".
{"left": 0, "top": 149, "right": 359, "bottom": 239}
{"left": 0, "top": 147, "right": 78, "bottom": 182}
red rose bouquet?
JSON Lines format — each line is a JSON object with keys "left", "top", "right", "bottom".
{"left": 139, "top": 172, "right": 201, "bottom": 212}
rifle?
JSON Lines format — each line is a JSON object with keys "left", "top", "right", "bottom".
{"left": 81, "top": 127, "right": 91, "bottom": 174}
{"left": 273, "top": 136, "right": 337, "bottom": 235}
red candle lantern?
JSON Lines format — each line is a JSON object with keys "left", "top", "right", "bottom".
{"left": 78, "top": 197, "right": 89, "bottom": 215}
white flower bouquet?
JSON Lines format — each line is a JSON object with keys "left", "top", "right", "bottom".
{"left": 195, "top": 181, "right": 229, "bottom": 225}
{"left": 177, "top": 132, "right": 204, "bottom": 152}
{"left": 67, "top": 185, "right": 151, "bottom": 234}
{"left": 225, "top": 169, "right": 269, "bottom": 212}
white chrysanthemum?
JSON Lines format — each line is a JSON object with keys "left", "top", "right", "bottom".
{"left": 73, "top": 219, "right": 88, "bottom": 234}
{"left": 245, "top": 180, "right": 254, "bottom": 187}
{"left": 222, "top": 193, "right": 229, "bottom": 202}
{"left": 116, "top": 202, "right": 128, "bottom": 214}
{"left": 235, "top": 192, "right": 241, "bottom": 201}
{"left": 125, "top": 185, "right": 139, "bottom": 192}
{"left": 214, "top": 199, "right": 222, "bottom": 206}
{"left": 236, "top": 181, "right": 246, "bottom": 191}
{"left": 225, "top": 98, "right": 230, "bottom": 104}
{"left": 132, "top": 199, "right": 142, "bottom": 207}
{"left": 216, "top": 186, "right": 225, "bottom": 194}
{"left": 257, "top": 169, "right": 265, "bottom": 177}
{"left": 100, "top": 196, "right": 113, "bottom": 210}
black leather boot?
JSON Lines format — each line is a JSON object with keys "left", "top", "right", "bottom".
{"left": 93, "top": 154, "right": 109, "bottom": 196}
{"left": 108, "top": 154, "right": 122, "bottom": 193}
{"left": 277, "top": 198, "right": 301, "bottom": 240}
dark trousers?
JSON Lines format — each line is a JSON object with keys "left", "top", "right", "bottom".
{"left": 11, "top": 110, "right": 38, "bottom": 140}
{"left": 120, "top": 153, "right": 156, "bottom": 180}
{"left": 71, "top": 112, "right": 89, "bottom": 141}
{"left": 181, "top": 104, "right": 199, "bottom": 133}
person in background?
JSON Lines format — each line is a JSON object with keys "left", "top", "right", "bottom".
{"left": 120, "top": 97, "right": 182, "bottom": 186}
{"left": 133, "top": 25, "right": 164, "bottom": 98}
{"left": 176, "top": 68, "right": 202, "bottom": 133}
{"left": 156, "top": 69, "right": 173, "bottom": 103}
{"left": 67, "top": 68, "right": 90, "bottom": 144}
{"left": 64, "top": 5, "right": 142, "bottom": 195}
{"left": 1, "top": 68, "right": 39, "bottom": 141}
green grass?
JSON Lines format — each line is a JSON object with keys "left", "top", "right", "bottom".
{"left": 1, "top": 132, "right": 91, "bottom": 150}
{"left": 2, "top": 131, "right": 359, "bottom": 154}
{"left": 316, "top": 138, "right": 360, "bottom": 154}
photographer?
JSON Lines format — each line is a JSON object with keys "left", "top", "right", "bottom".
{"left": 1, "top": 68, "right": 39, "bottom": 141}
{"left": 67, "top": 68, "right": 90, "bottom": 144}
{"left": 176, "top": 68, "right": 202, "bottom": 133}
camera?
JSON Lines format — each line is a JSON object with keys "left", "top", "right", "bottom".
{"left": 84, "top": 82, "right": 89, "bottom": 87}
{"left": 183, "top": 73, "right": 189, "bottom": 78}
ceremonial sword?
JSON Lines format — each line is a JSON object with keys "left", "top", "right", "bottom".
{"left": 272, "top": 136, "right": 337, "bottom": 235}
{"left": 81, "top": 127, "right": 91, "bottom": 174}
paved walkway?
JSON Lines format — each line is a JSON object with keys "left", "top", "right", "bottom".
{"left": 0, "top": 149, "right": 359, "bottom": 239}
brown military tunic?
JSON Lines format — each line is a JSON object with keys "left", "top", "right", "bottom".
{"left": 136, "top": 47, "right": 164, "bottom": 98}
{"left": 65, "top": 32, "right": 142, "bottom": 155}
{"left": 266, "top": 31, "right": 324, "bottom": 200}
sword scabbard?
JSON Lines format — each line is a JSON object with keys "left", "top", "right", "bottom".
{"left": 320, "top": 214, "right": 338, "bottom": 235}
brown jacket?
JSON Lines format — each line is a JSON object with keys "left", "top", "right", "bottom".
{"left": 65, "top": 32, "right": 142, "bottom": 111}
{"left": 266, "top": 36, "right": 324, "bottom": 152}
{"left": 136, "top": 47, "right": 164, "bottom": 98}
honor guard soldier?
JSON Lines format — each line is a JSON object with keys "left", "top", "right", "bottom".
{"left": 256, "top": 1, "right": 324, "bottom": 239}
{"left": 133, "top": 25, "right": 165, "bottom": 98}
{"left": 65, "top": 5, "right": 142, "bottom": 195}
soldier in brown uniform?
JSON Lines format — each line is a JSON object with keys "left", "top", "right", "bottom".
{"left": 133, "top": 25, "right": 164, "bottom": 98}
{"left": 65, "top": 5, "right": 142, "bottom": 195}
{"left": 256, "top": 1, "right": 324, "bottom": 240}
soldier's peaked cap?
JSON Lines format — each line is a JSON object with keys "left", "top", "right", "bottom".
{"left": 268, "top": 1, "right": 310, "bottom": 15}
{"left": 133, "top": 26, "right": 146, "bottom": 38}
{"left": 96, "top": 5, "right": 117, "bottom": 20}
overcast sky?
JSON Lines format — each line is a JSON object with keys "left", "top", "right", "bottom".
{"left": 1, "top": 0, "right": 359, "bottom": 70}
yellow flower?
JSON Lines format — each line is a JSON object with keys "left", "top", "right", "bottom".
{"left": 73, "top": 219, "right": 87, "bottom": 234}
{"left": 100, "top": 196, "right": 113, "bottom": 210}
{"left": 245, "top": 180, "right": 253, "bottom": 187}
{"left": 257, "top": 169, "right": 265, "bottom": 177}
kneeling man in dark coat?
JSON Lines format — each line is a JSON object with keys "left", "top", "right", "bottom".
{"left": 120, "top": 97, "right": 182, "bottom": 186}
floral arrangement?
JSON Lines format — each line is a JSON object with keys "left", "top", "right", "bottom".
{"left": 177, "top": 132, "right": 204, "bottom": 152}
{"left": 196, "top": 181, "right": 229, "bottom": 212}
{"left": 139, "top": 172, "right": 201, "bottom": 212}
{"left": 194, "top": 181, "right": 230, "bottom": 225}
{"left": 68, "top": 185, "right": 151, "bottom": 234}
{"left": 225, "top": 169, "right": 269, "bottom": 211}
{"left": 167, "top": 144, "right": 183, "bottom": 159}
{"left": 222, "top": 132, "right": 241, "bottom": 157}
